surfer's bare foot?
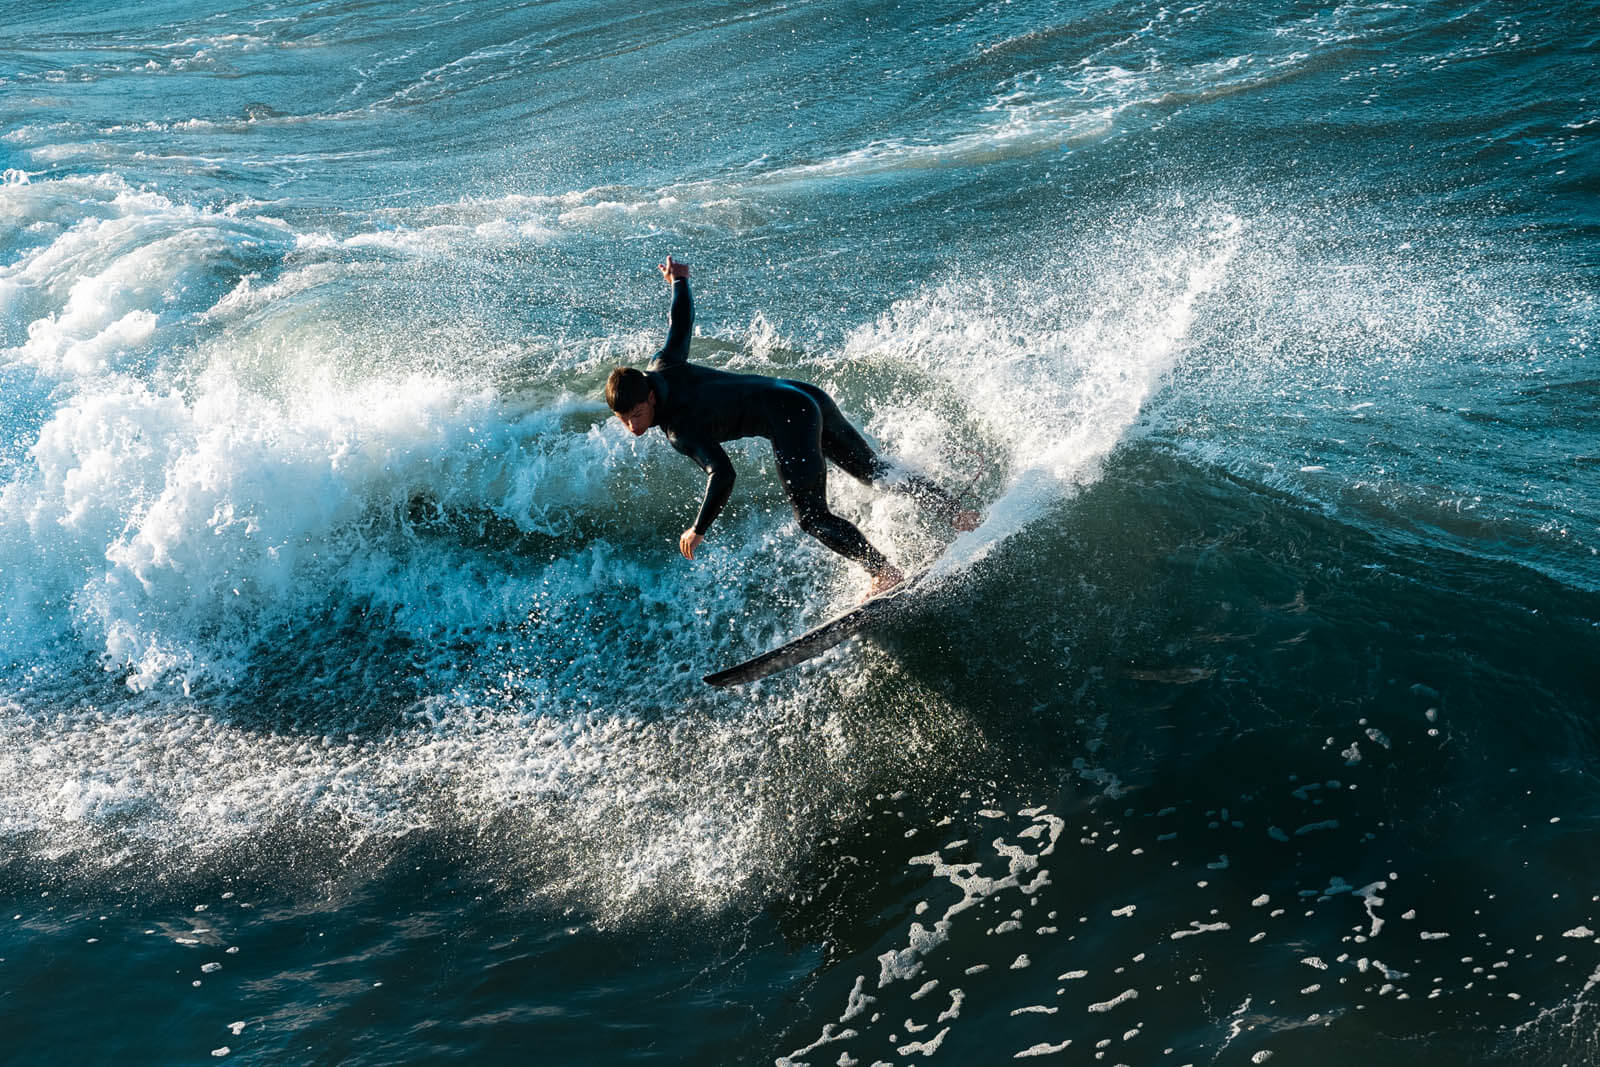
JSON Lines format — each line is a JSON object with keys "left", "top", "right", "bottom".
{"left": 867, "top": 566, "right": 905, "bottom": 598}
{"left": 953, "top": 508, "right": 980, "bottom": 532}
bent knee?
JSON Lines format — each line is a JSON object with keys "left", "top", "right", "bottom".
{"left": 794, "top": 507, "right": 833, "bottom": 538}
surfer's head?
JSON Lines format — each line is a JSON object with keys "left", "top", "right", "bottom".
{"left": 606, "top": 367, "right": 656, "bottom": 435}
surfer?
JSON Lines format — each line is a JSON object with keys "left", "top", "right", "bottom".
{"left": 607, "top": 256, "right": 979, "bottom": 596}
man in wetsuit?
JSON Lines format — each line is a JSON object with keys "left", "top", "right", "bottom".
{"left": 606, "top": 256, "right": 978, "bottom": 596}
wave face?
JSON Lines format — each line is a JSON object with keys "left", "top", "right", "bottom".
{"left": 2, "top": 1, "right": 1597, "bottom": 1064}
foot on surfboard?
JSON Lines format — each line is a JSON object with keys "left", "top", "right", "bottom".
{"left": 705, "top": 512, "right": 987, "bottom": 686}
{"left": 866, "top": 566, "right": 905, "bottom": 600}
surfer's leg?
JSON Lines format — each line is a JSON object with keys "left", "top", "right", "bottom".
{"left": 769, "top": 397, "right": 898, "bottom": 582}
{"left": 780, "top": 470, "right": 895, "bottom": 579}
{"left": 787, "top": 382, "right": 890, "bottom": 484}
{"left": 766, "top": 385, "right": 828, "bottom": 486}
{"left": 791, "top": 382, "right": 972, "bottom": 527}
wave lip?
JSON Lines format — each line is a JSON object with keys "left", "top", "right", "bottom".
{"left": 842, "top": 209, "right": 1242, "bottom": 577}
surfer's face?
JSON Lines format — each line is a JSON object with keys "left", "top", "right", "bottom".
{"left": 616, "top": 394, "right": 656, "bottom": 436}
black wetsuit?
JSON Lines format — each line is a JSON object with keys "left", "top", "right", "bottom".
{"left": 645, "top": 278, "right": 963, "bottom": 575}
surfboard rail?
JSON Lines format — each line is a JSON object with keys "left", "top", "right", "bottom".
{"left": 702, "top": 569, "right": 932, "bottom": 687}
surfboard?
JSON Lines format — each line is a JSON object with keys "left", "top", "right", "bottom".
{"left": 703, "top": 568, "right": 937, "bottom": 687}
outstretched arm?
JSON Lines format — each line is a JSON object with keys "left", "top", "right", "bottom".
{"left": 653, "top": 255, "right": 694, "bottom": 368}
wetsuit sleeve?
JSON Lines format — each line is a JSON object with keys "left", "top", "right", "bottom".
{"left": 651, "top": 279, "right": 694, "bottom": 368}
{"left": 671, "top": 435, "right": 735, "bottom": 535}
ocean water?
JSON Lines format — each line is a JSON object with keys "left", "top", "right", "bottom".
{"left": 2, "top": 0, "right": 1597, "bottom": 1063}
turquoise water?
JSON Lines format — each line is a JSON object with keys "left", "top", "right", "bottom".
{"left": 2, "top": 1, "right": 1597, "bottom": 1063}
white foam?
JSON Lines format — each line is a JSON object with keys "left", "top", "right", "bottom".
{"left": 1171, "top": 922, "right": 1230, "bottom": 939}
{"left": 1, "top": 176, "right": 297, "bottom": 380}
{"left": 783, "top": 810, "right": 1064, "bottom": 1064}
{"left": 1016, "top": 1039, "right": 1072, "bottom": 1057}
{"left": 1088, "top": 988, "right": 1139, "bottom": 1013}
{"left": 2, "top": 361, "right": 613, "bottom": 688}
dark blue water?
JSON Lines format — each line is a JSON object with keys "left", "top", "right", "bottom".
{"left": 2, "top": 1, "right": 1597, "bottom": 1063}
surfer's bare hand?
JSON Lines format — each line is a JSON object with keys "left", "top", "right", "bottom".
{"left": 679, "top": 528, "right": 704, "bottom": 560}
{"left": 659, "top": 255, "right": 690, "bottom": 282}
{"left": 953, "top": 509, "right": 980, "bottom": 532}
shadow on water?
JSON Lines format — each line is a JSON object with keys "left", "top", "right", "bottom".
{"left": 758, "top": 440, "right": 1600, "bottom": 1064}
{"left": 876, "top": 441, "right": 1598, "bottom": 767}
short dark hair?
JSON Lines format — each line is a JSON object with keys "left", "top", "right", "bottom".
{"left": 605, "top": 367, "right": 652, "bottom": 412}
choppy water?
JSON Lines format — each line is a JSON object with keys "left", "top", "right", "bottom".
{"left": 2, "top": 0, "right": 1597, "bottom": 1063}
